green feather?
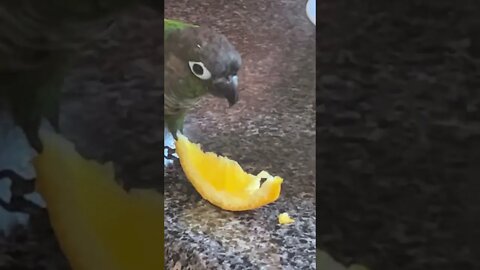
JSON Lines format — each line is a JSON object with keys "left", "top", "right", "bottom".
{"left": 0, "top": 0, "right": 163, "bottom": 152}
{"left": 164, "top": 113, "right": 186, "bottom": 137}
{"left": 164, "top": 20, "right": 205, "bottom": 135}
{"left": 164, "top": 19, "right": 198, "bottom": 40}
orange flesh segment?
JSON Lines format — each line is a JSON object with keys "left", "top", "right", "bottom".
{"left": 33, "top": 130, "right": 164, "bottom": 270}
{"left": 175, "top": 133, "right": 283, "bottom": 211}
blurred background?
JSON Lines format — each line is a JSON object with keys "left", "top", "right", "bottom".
{"left": 164, "top": 0, "right": 316, "bottom": 269}
{"left": 318, "top": 0, "right": 480, "bottom": 269}
{"left": 0, "top": 5, "right": 163, "bottom": 269}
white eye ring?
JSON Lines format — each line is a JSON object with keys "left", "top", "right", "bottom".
{"left": 188, "top": 61, "right": 212, "bottom": 80}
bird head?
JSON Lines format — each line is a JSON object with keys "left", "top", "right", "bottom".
{"left": 165, "top": 26, "right": 242, "bottom": 106}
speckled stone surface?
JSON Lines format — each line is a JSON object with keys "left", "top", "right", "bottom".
{"left": 165, "top": 0, "right": 316, "bottom": 269}
{"left": 0, "top": 6, "right": 165, "bottom": 269}
{"left": 316, "top": 1, "right": 480, "bottom": 269}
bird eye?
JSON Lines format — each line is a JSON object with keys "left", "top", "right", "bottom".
{"left": 188, "top": 61, "right": 211, "bottom": 80}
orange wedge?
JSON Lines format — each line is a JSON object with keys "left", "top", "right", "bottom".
{"left": 33, "top": 129, "right": 164, "bottom": 270}
{"left": 175, "top": 133, "right": 283, "bottom": 211}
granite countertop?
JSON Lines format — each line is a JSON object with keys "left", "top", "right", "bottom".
{"left": 316, "top": 1, "right": 480, "bottom": 269}
{"left": 165, "top": 0, "right": 316, "bottom": 269}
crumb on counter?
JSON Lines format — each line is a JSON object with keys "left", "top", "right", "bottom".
{"left": 278, "top": 212, "right": 295, "bottom": 224}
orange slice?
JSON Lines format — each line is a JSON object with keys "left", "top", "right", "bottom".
{"left": 33, "top": 129, "right": 164, "bottom": 270}
{"left": 175, "top": 133, "right": 283, "bottom": 211}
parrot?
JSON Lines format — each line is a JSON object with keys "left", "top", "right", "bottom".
{"left": 164, "top": 19, "right": 242, "bottom": 166}
{"left": 0, "top": 0, "right": 162, "bottom": 154}
{"left": 0, "top": 0, "right": 163, "bottom": 220}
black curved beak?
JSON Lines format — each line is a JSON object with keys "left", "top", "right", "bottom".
{"left": 211, "top": 75, "right": 239, "bottom": 107}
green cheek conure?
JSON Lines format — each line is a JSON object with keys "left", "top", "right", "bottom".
{"left": 164, "top": 19, "right": 241, "bottom": 166}
{"left": 164, "top": 19, "right": 241, "bottom": 135}
{"left": 0, "top": 0, "right": 162, "bottom": 153}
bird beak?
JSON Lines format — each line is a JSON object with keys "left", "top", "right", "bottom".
{"left": 212, "top": 75, "right": 239, "bottom": 107}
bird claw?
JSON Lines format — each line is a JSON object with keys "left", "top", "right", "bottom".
{"left": 164, "top": 145, "right": 178, "bottom": 169}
